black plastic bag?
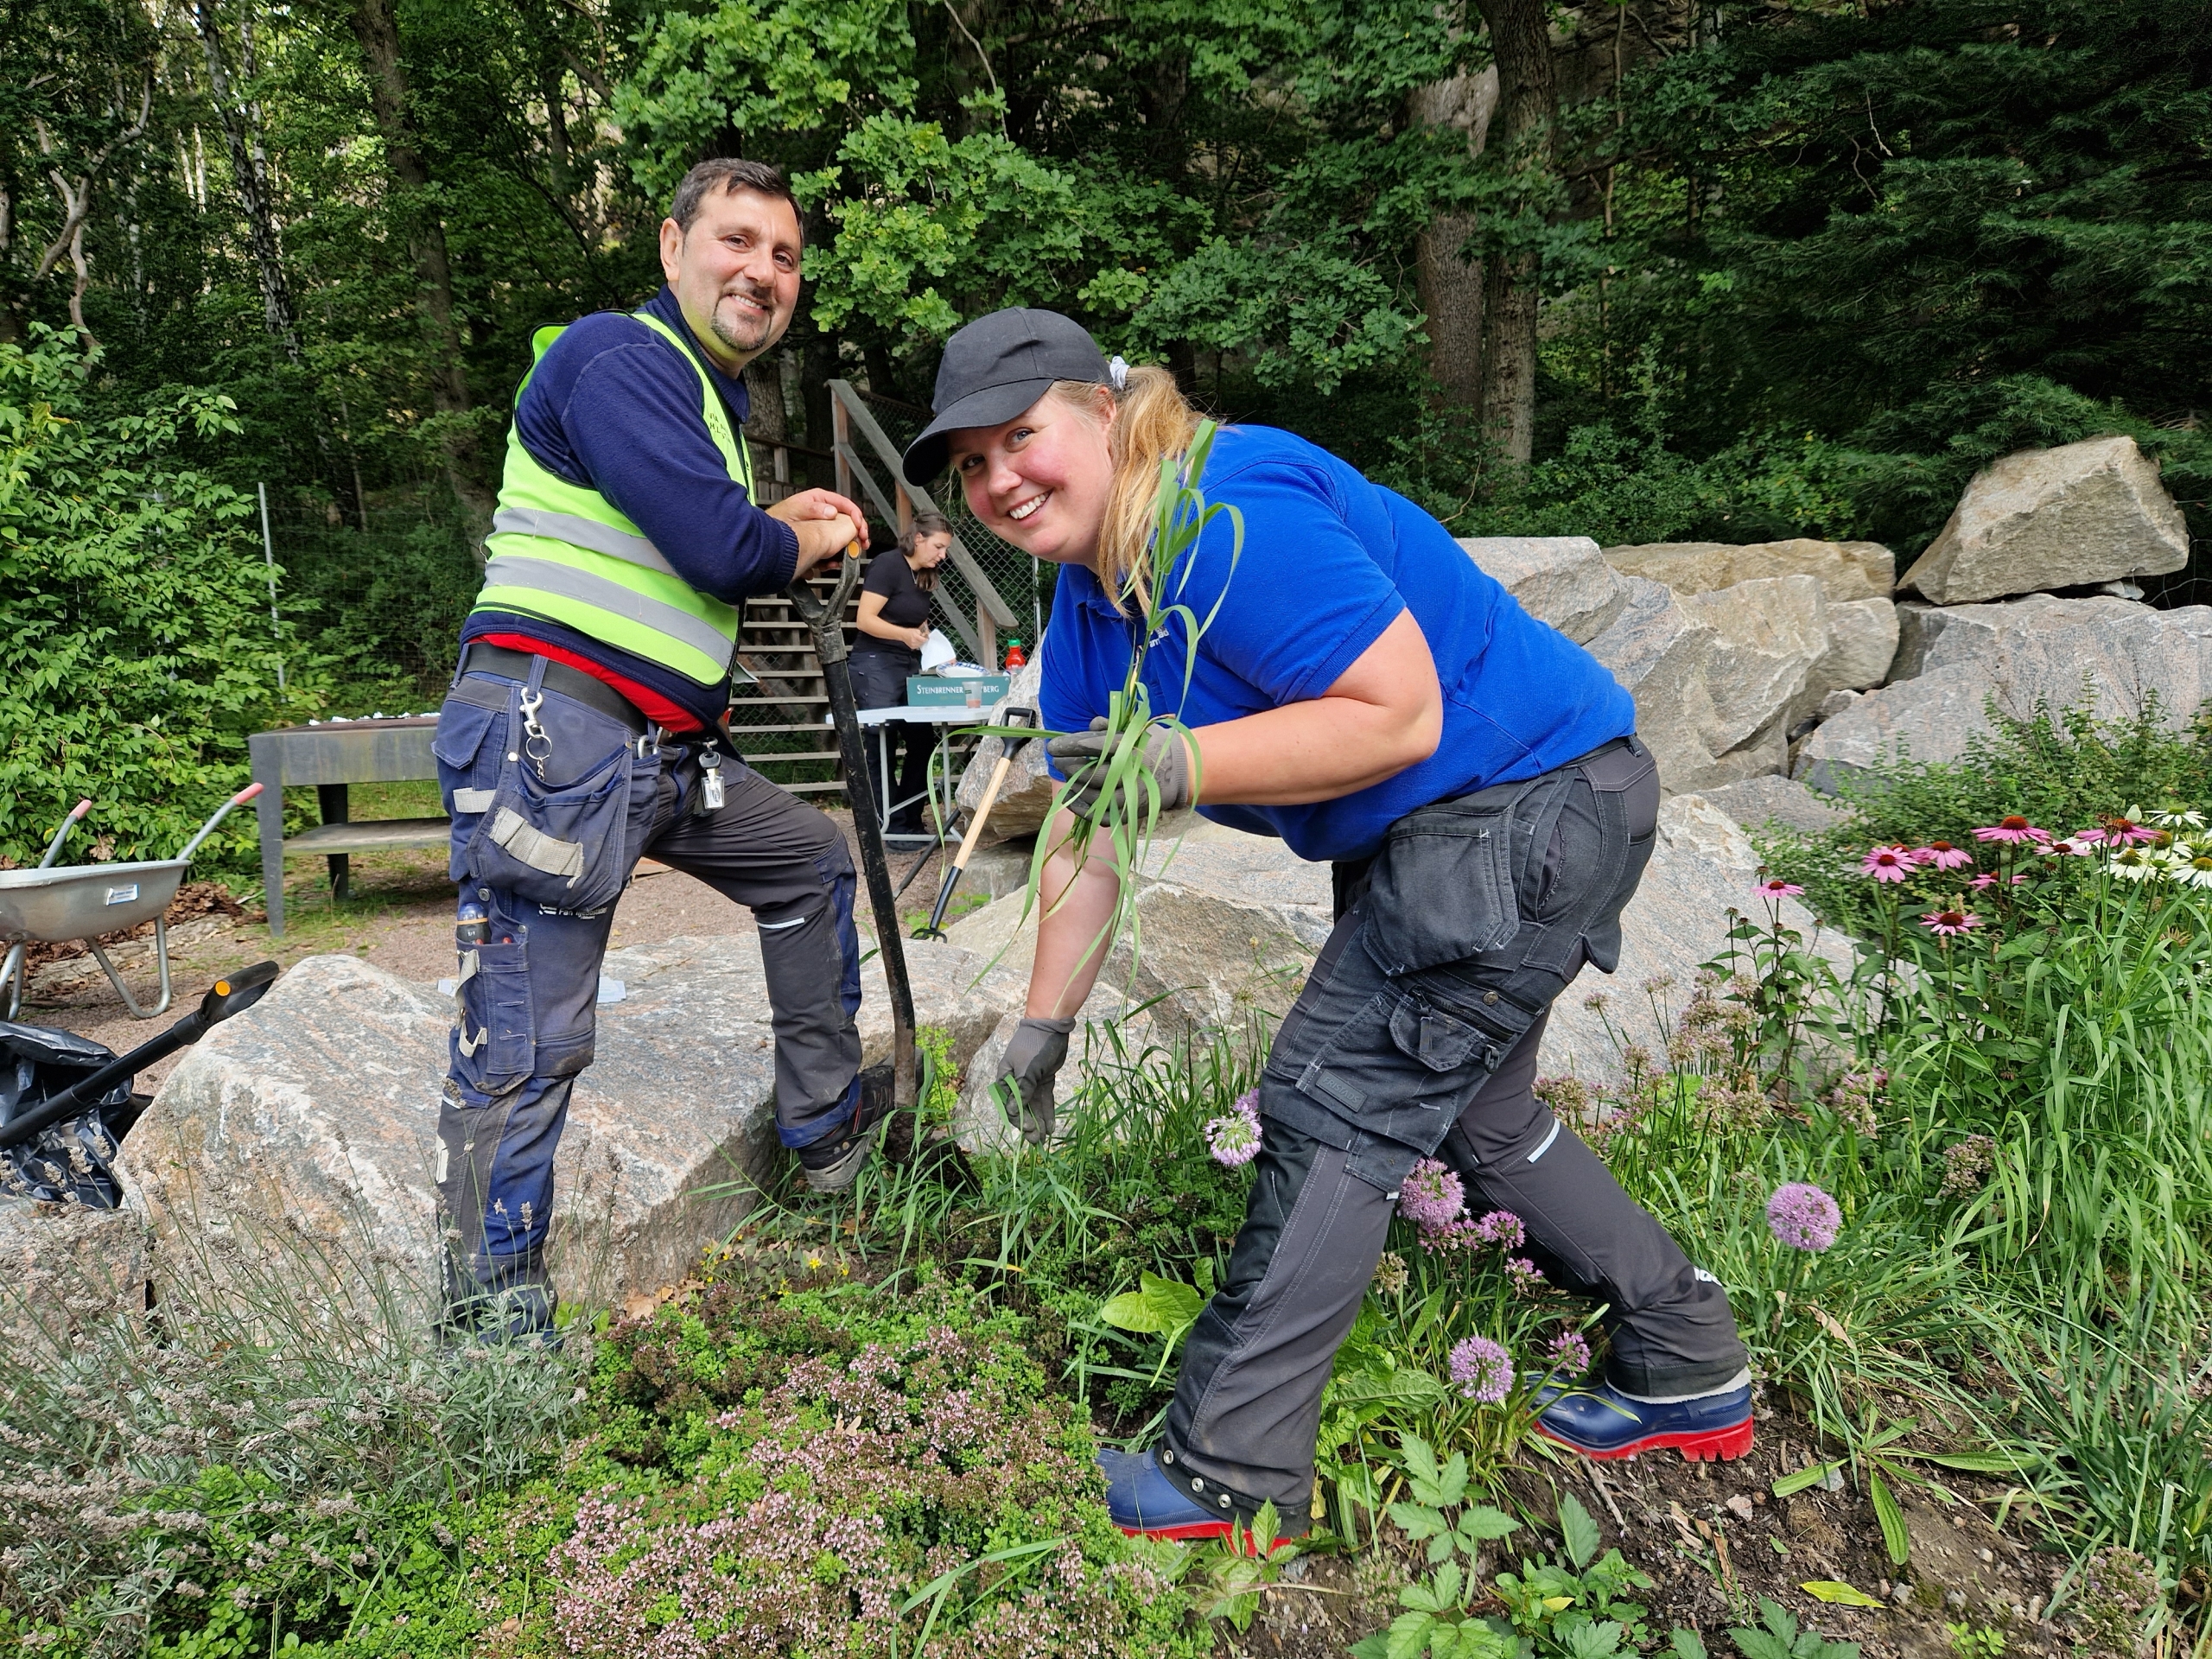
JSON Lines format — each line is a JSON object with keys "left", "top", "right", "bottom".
{"left": 0, "top": 1021, "right": 139, "bottom": 1208}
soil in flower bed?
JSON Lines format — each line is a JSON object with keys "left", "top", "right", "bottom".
{"left": 1223, "top": 1392, "right": 2070, "bottom": 1659}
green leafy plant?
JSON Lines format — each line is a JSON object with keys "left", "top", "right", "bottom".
{"left": 1724, "top": 1599, "right": 1861, "bottom": 1659}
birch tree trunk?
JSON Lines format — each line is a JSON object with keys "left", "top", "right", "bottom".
{"left": 194, "top": 0, "right": 303, "bottom": 365}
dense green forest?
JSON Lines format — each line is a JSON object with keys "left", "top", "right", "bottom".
{"left": 3, "top": 0, "right": 2208, "bottom": 860}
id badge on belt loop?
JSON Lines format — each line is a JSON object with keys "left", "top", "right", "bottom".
{"left": 697, "top": 747, "right": 726, "bottom": 814}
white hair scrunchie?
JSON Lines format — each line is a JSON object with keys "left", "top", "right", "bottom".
{"left": 1108, "top": 354, "right": 1128, "bottom": 392}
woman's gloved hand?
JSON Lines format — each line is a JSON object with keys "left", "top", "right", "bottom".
{"left": 994, "top": 1014, "right": 1077, "bottom": 1144}
{"left": 1045, "top": 717, "right": 1194, "bottom": 819}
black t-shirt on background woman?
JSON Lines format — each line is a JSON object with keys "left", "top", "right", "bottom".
{"left": 854, "top": 553, "right": 931, "bottom": 656}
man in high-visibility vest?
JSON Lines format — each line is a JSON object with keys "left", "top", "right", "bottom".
{"left": 431, "top": 157, "right": 882, "bottom": 1343}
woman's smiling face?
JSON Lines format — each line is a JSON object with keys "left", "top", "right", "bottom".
{"left": 947, "top": 390, "right": 1115, "bottom": 567}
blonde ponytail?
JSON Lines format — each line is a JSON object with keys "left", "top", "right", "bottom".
{"left": 1051, "top": 365, "right": 1204, "bottom": 615}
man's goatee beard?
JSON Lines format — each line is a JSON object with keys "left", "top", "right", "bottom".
{"left": 711, "top": 296, "right": 773, "bottom": 355}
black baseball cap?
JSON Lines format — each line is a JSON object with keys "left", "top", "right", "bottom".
{"left": 901, "top": 308, "right": 1109, "bottom": 486}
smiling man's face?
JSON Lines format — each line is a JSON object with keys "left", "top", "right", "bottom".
{"left": 658, "top": 186, "right": 803, "bottom": 372}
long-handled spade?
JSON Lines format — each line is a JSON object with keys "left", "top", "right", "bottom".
{"left": 785, "top": 553, "right": 917, "bottom": 1116}
{"left": 913, "top": 705, "right": 1035, "bottom": 941}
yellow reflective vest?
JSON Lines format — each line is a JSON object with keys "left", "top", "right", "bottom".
{"left": 471, "top": 310, "right": 754, "bottom": 689}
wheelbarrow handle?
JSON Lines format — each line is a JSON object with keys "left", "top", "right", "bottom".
{"left": 177, "top": 781, "right": 265, "bottom": 866}
{"left": 36, "top": 800, "right": 93, "bottom": 870}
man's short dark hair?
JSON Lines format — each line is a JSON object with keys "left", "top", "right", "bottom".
{"left": 670, "top": 158, "right": 803, "bottom": 238}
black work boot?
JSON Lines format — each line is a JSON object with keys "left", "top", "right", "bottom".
{"left": 796, "top": 1064, "right": 897, "bottom": 1193}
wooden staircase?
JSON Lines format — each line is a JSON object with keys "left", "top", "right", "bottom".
{"left": 727, "top": 574, "right": 854, "bottom": 796}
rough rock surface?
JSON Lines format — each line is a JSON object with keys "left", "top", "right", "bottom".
{"left": 122, "top": 938, "right": 1025, "bottom": 1313}
{"left": 1604, "top": 538, "right": 1896, "bottom": 605}
{"left": 1585, "top": 577, "right": 1723, "bottom": 792}
{"left": 1796, "top": 595, "right": 2212, "bottom": 791}
{"left": 940, "top": 815, "right": 1329, "bottom": 1044}
{"left": 1804, "top": 596, "right": 1900, "bottom": 706}
{"left": 1536, "top": 795, "right": 1854, "bottom": 1086}
{"left": 1703, "top": 775, "right": 1853, "bottom": 836}
{"left": 0, "top": 1198, "right": 148, "bottom": 1364}
{"left": 1459, "top": 536, "right": 1629, "bottom": 643}
{"left": 1899, "top": 435, "right": 2189, "bottom": 605}
{"left": 1681, "top": 575, "right": 1830, "bottom": 755}
{"left": 952, "top": 655, "right": 1054, "bottom": 846}
{"left": 1890, "top": 600, "right": 1947, "bottom": 683}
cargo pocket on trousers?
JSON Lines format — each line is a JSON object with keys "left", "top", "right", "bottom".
{"left": 450, "top": 938, "right": 532, "bottom": 1096}
{"left": 464, "top": 742, "right": 635, "bottom": 912}
{"left": 434, "top": 697, "right": 506, "bottom": 886}
{"left": 1362, "top": 803, "right": 1526, "bottom": 976}
{"left": 1294, "top": 990, "right": 1498, "bottom": 1155}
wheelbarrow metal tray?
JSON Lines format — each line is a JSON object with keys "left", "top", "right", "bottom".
{"left": 0, "top": 860, "right": 187, "bottom": 944}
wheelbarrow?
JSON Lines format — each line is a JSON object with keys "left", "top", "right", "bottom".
{"left": 0, "top": 784, "right": 264, "bottom": 1020}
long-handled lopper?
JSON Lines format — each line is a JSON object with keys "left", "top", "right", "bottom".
{"left": 913, "top": 705, "right": 1034, "bottom": 941}
{"left": 785, "top": 549, "right": 918, "bottom": 1114}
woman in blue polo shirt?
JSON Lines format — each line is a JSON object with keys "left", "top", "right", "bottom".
{"left": 900, "top": 310, "right": 1751, "bottom": 1544}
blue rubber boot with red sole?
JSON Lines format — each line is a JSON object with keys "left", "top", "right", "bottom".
{"left": 1535, "top": 1379, "right": 1754, "bottom": 1463}
{"left": 1097, "top": 1448, "right": 1309, "bottom": 1548}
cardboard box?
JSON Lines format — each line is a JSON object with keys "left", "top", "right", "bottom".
{"left": 906, "top": 674, "right": 1011, "bottom": 708}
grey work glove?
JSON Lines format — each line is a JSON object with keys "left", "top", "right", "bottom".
{"left": 1045, "top": 717, "right": 1195, "bottom": 820}
{"left": 995, "top": 1015, "right": 1077, "bottom": 1145}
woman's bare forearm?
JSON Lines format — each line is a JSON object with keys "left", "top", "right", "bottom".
{"left": 1026, "top": 810, "right": 1123, "bottom": 1017}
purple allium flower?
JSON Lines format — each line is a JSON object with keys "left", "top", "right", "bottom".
{"left": 1766, "top": 1182, "right": 1842, "bottom": 1251}
{"left": 1544, "top": 1331, "right": 1592, "bottom": 1377}
{"left": 1417, "top": 1217, "right": 1480, "bottom": 1255}
{"left": 1504, "top": 1255, "right": 1546, "bottom": 1294}
{"left": 1398, "top": 1158, "right": 1465, "bottom": 1231}
{"left": 1205, "top": 1092, "right": 1262, "bottom": 1167}
{"left": 1448, "top": 1335, "right": 1515, "bottom": 1404}
{"left": 1473, "top": 1210, "right": 1526, "bottom": 1249}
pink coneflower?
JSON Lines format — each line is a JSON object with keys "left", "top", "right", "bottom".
{"left": 1974, "top": 817, "right": 2050, "bottom": 845}
{"left": 1767, "top": 1183, "right": 1842, "bottom": 1251}
{"left": 1910, "top": 841, "right": 1973, "bottom": 870}
{"left": 1920, "top": 906, "right": 1980, "bottom": 937}
{"left": 1448, "top": 1335, "right": 1515, "bottom": 1404}
{"left": 1472, "top": 1210, "right": 1527, "bottom": 1249}
{"left": 1862, "top": 845, "right": 1914, "bottom": 882}
{"left": 2048, "top": 834, "right": 2101, "bottom": 857}
{"left": 2099, "top": 815, "right": 2159, "bottom": 847}
{"left": 1755, "top": 878, "right": 1806, "bottom": 898}
{"left": 1967, "top": 873, "right": 2028, "bottom": 890}
{"left": 1399, "top": 1159, "right": 1465, "bottom": 1231}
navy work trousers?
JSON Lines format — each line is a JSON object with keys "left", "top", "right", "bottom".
{"left": 430, "top": 661, "right": 861, "bottom": 1332}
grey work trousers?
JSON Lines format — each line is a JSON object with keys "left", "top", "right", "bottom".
{"left": 1159, "top": 737, "right": 1748, "bottom": 1524}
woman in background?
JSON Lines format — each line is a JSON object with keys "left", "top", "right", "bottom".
{"left": 849, "top": 512, "right": 952, "bottom": 836}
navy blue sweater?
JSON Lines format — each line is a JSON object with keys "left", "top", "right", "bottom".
{"left": 463, "top": 285, "right": 799, "bottom": 731}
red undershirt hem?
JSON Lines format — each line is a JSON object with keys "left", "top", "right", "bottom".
{"left": 476, "top": 632, "right": 707, "bottom": 734}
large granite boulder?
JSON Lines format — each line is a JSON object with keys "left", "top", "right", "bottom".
{"left": 1459, "top": 536, "right": 1630, "bottom": 643}
{"left": 1681, "top": 575, "right": 1830, "bottom": 755}
{"left": 1702, "top": 775, "right": 1853, "bottom": 836}
{"left": 1899, "top": 435, "right": 2189, "bottom": 605}
{"left": 952, "top": 655, "right": 1053, "bottom": 847}
{"left": 120, "top": 937, "right": 1026, "bottom": 1316}
{"left": 1604, "top": 538, "right": 1896, "bottom": 605}
{"left": 1584, "top": 578, "right": 1724, "bottom": 793}
{"left": 1804, "top": 595, "right": 1901, "bottom": 705}
{"left": 0, "top": 1198, "right": 149, "bottom": 1367}
{"left": 1796, "top": 594, "right": 2212, "bottom": 791}
{"left": 1535, "top": 795, "right": 1856, "bottom": 1087}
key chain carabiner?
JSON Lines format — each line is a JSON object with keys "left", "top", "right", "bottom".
{"left": 518, "top": 687, "right": 553, "bottom": 773}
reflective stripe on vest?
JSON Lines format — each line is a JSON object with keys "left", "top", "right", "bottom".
{"left": 470, "top": 308, "right": 754, "bottom": 688}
